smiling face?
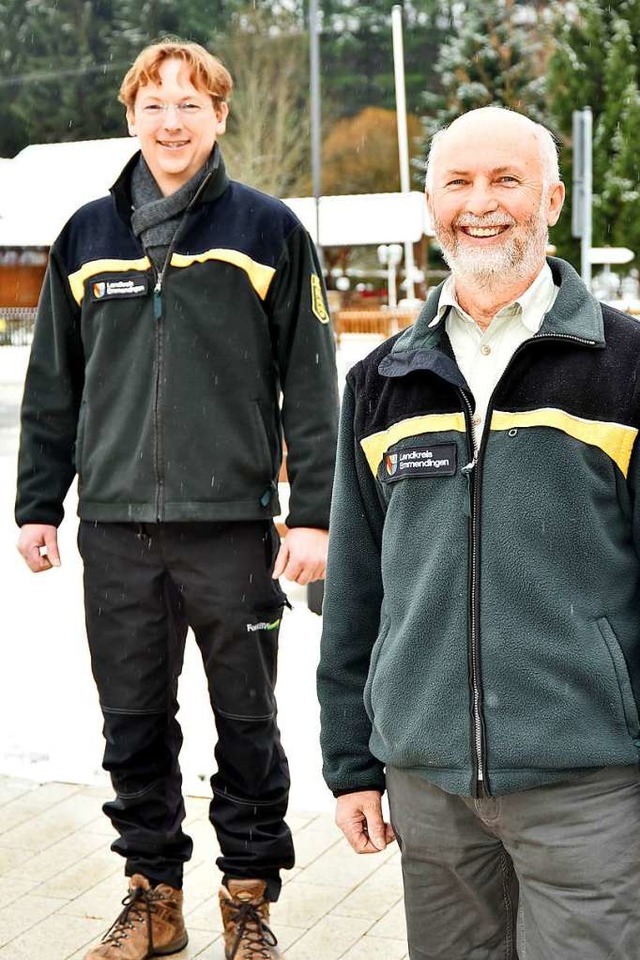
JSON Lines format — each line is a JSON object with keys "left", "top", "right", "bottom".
{"left": 126, "top": 57, "right": 228, "bottom": 196}
{"left": 426, "top": 109, "right": 565, "bottom": 288}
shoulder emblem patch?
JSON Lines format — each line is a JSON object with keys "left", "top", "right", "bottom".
{"left": 311, "top": 274, "right": 330, "bottom": 323}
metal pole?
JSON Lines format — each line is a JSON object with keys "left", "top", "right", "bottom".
{"left": 309, "top": 0, "right": 323, "bottom": 265}
{"left": 391, "top": 4, "right": 415, "bottom": 300}
{"left": 581, "top": 107, "right": 592, "bottom": 291}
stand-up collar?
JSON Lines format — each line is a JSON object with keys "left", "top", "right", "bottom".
{"left": 111, "top": 143, "right": 230, "bottom": 224}
{"left": 382, "top": 257, "right": 605, "bottom": 379}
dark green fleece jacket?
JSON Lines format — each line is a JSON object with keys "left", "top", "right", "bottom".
{"left": 16, "top": 149, "right": 338, "bottom": 528}
{"left": 318, "top": 257, "right": 640, "bottom": 798}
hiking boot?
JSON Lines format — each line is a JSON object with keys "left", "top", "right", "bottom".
{"left": 84, "top": 874, "right": 188, "bottom": 959}
{"left": 219, "top": 879, "right": 281, "bottom": 959}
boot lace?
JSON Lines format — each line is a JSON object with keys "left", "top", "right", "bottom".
{"left": 100, "top": 884, "right": 164, "bottom": 951}
{"left": 227, "top": 898, "right": 278, "bottom": 958}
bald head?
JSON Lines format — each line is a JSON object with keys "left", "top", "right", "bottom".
{"left": 425, "top": 107, "right": 560, "bottom": 193}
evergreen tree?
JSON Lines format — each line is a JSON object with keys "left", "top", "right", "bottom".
{"left": 610, "top": 83, "right": 640, "bottom": 254}
{"left": 0, "top": 0, "right": 31, "bottom": 155}
{"left": 421, "top": 0, "right": 547, "bottom": 137}
{"left": 5, "top": 0, "right": 127, "bottom": 148}
{"left": 0, "top": 0, "right": 252, "bottom": 156}
{"left": 319, "top": 1, "right": 454, "bottom": 119}
{"left": 547, "top": 0, "right": 640, "bottom": 266}
{"left": 595, "top": 16, "right": 638, "bottom": 239}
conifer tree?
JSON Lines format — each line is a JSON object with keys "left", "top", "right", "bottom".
{"left": 596, "top": 16, "right": 638, "bottom": 239}
{"left": 547, "top": 0, "right": 640, "bottom": 266}
{"left": 608, "top": 83, "right": 640, "bottom": 255}
{"left": 5, "top": 0, "right": 125, "bottom": 147}
{"left": 421, "top": 0, "right": 546, "bottom": 139}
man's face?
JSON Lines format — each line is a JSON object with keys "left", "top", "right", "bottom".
{"left": 426, "top": 112, "right": 564, "bottom": 285}
{"left": 127, "top": 58, "right": 228, "bottom": 196}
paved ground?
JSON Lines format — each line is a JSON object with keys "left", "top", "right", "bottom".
{"left": 0, "top": 340, "right": 408, "bottom": 958}
{"left": 0, "top": 776, "right": 407, "bottom": 960}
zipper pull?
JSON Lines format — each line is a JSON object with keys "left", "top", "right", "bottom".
{"left": 260, "top": 480, "right": 278, "bottom": 508}
{"left": 461, "top": 458, "right": 475, "bottom": 518}
{"left": 153, "top": 278, "right": 162, "bottom": 321}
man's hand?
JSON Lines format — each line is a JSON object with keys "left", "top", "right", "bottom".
{"left": 17, "top": 524, "right": 61, "bottom": 573}
{"left": 336, "top": 790, "right": 396, "bottom": 854}
{"left": 272, "top": 527, "right": 328, "bottom": 585}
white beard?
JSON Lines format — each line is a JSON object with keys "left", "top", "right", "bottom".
{"left": 435, "top": 202, "right": 549, "bottom": 288}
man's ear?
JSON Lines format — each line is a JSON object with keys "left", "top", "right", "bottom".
{"left": 214, "top": 101, "right": 229, "bottom": 136}
{"left": 425, "top": 189, "right": 435, "bottom": 229}
{"left": 126, "top": 108, "right": 137, "bottom": 138}
{"left": 546, "top": 181, "right": 565, "bottom": 227}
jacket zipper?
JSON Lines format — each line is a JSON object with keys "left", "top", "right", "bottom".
{"left": 456, "top": 329, "right": 598, "bottom": 797}
{"left": 146, "top": 172, "right": 215, "bottom": 520}
{"left": 152, "top": 271, "right": 164, "bottom": 520}
{"left": 459, "top": 389, "right": 485, "bottom": 795}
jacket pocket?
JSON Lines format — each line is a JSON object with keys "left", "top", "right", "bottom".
{"left": 363, "top": 618, "right": 390, "bottom": 722}
{"left": 74, "top": 400, "right": 87, "bottom": 473}
{"left": 250, "top": 399, "right": 276, "bottom": 478}
{"left": 596, "top": 617, "right": 640, "bottom": 740}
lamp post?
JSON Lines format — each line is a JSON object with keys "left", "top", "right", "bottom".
{"left": 391, "top": 4, "right": 416, "bottom": 300}
{"left": 309, "top": 0, "right": 323, "bottom": 264}
{"left": 377, "top": 243, "right": 404, "bottom": 309}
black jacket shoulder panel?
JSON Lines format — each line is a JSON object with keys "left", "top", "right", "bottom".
{"left": 55, "top": 195, "right": 142, "bottom": 273}
{"left": 347, "top": 330, "right": 465, "bottom": 444}
{"left": 187, "top": 180, "right": 302, "bottom": 268}
{"left": 348, "top": 331, "right": 405, "bottom": 392}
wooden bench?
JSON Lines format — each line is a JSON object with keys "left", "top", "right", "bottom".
{"left": 333, "top": 308, "right": 419, "bottom": 345}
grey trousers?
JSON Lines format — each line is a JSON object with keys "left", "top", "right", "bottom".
{"left": 386, "top": 765, "right": 640, "bottom": 960}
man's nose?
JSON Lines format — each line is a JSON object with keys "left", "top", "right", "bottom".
{"left": 465, "top": 181, "right": 499, "bottom": 216}
{"left": 162, "top": 105, "right": 183, "bottom": 128}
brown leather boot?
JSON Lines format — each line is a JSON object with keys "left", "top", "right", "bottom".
{"left": 84, "top": 874, "right": 188, "bottom": 959}
{"left": 219, "top": 879, "right": 281, "bottom": 959}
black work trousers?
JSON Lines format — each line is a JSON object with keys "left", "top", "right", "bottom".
{"left": 77, "top": 520, "right": 294, "bottom": 900}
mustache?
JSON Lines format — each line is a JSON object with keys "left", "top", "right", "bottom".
{"left": 454, "top": 213, "right": 516, "bottom": 228}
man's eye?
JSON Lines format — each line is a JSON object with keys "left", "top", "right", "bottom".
{"left": 499, "top": 176, "right": 519, "bottom": 184}
{"left": 181, "top": 103, "right": 201, "bottom": 114}
{"left": 142, "top": 104, "right": 162, "bottom": 113}
{"left": 447, "top": 179, "right": 466, "bottom": 187}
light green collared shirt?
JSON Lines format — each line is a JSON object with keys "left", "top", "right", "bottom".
{"left": 431, "top": 263, "right": 558, "bottom": 436}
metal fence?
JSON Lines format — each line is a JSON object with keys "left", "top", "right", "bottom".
{"left": 0, "top": 307, "right": 36, "bottom": 346}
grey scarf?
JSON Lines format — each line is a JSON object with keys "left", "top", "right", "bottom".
{"left": 130, "top": 152, "right": 213, "bottom": 272}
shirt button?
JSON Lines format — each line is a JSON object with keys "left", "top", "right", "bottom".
{"left": 480, "top": 344, "right": 492, "bottom": 356}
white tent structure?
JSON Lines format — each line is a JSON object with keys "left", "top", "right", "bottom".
{"left": 0, "top": 138, "right": 139, "bottom": 247}
{"left": 0, "top": 137, "right": 432, "bottom": 249}
{"left": 283, "top": 192, "right": 430, "bottom": 247}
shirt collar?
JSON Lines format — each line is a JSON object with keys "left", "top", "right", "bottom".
{"left": 430, "top": 262, "right": 558, "bottom": 332}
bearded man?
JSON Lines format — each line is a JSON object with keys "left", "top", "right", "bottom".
{"left": 317, "top": 106, "right": 640, "bottom": 960}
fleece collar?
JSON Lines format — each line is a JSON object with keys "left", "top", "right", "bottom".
{"left": 111, "top": 143, "right": 230, "bottom": 225}
{"left": 379, "top": 257, "right": 604, "bottom": 381}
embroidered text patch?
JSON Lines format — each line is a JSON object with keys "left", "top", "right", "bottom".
{"left": 382, "top": 443, "right": 457, "bottom": 481}
{"left": 90, "top": 274, "right": 149, "bottom": 301}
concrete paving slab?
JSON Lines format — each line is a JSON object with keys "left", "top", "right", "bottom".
{"left": 0, "top": 777, "right": 408, "bottom": 959}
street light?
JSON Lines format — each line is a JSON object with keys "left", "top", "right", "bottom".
{"left": 309, "top": 0, "right": 322, "bottom": 264}
{"left": 377, "top": 243, "right": 404, "bottom": 309}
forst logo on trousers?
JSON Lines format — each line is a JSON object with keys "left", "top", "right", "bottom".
{"left": 382, "top": 443, "right": 457, "bottom": 482}
{"left": 246, "top": 617, "right": 281, "bottom": 633}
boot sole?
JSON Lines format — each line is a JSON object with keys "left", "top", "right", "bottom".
{"left": 151, "top": 931, "right": 189, "bottom": 956}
